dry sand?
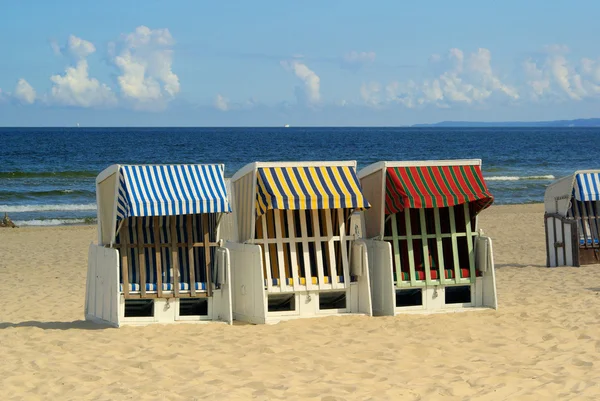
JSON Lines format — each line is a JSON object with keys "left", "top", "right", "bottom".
{"left": 1, "top": 204, "right": 599, "bottom": 400}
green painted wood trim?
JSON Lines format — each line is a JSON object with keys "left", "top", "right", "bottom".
{"left": 449, "top": 206, "right": 461, "bottom": 281}
{"left": 433, "top": 207, "right": 446, "bottom": 285}
{"left": 464, "top": 203, "right": 476, "bottom": 284}
{"left": 390, "top": 214, "right": 403, "bottom": 288}
{"left": 419, "top": 209, "right": 432, "bottom": 285}
{"left": 404, "top": 210, "right": 417, "bottom": 286}
{"left": 398, "top": 280, "right": 426, "bottom": 288}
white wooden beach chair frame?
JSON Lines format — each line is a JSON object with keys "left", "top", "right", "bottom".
{"left": 224, "top": 161, "right": 373, "bottom": 324}
{"left": 544, "top": 170, "right": 600, "bottom": 267}
{"left": 358, "top": 160, "right": 498, "bottom": 315}
{"left": 85, "top": 164, "right": 233, "bottom": 327}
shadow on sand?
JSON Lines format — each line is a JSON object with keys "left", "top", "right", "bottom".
{"left": 495, "top": 263, "right": 547, "bottom": 268}
{"left": 0, "top": 320, "right": 113, "bottom": 330}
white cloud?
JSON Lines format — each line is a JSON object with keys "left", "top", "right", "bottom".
{"left": 550, "top": 54, "right": 583, "bottom": 100}
{"left": 68, "top": 35, "right": 96, "bottom": 59}
{"left": 14, "top": 79, "right": 36, "bottom": 104}
{"left": 361, "top": 47, "right": 518, "bottom": 109}
{"left": 360, "top": 82, "right": 381, "bottom": 106}
{"left": 47, "top": 35, "right": 116, "bottom": 108}
{"left": 282, "top": 60, "right": 321, "bottom": 105}
{"left": 342, "top": 51, "right": 376, "bottom": 68}
{"left": 113, "top": 26, "right": 180, "bottom": 110}
{"left": 50, "top": 35, "right": 95, "bottom": 59}
{"left": 421, "top": 79, "right": 444, "bottom": 104}
{"left": 50, "top": 60, "right": 116, "bottom": 107}
{"left": 523, "top": 59, "right": 550, "bottom": 99}
{"left": 581, "top": 58, "right": 600, "bottom": 82}
{"left": 522, "top": 45, "right": 600, "bottom": 101}
{"left": 468, "top": 48, "right": 519, "bottom": 100}
{"left": 385, "top": 81, "right": 420, "bottom": 108}
{"left": 214, "top": 94, "right": 229, "bottom": 111}
{"left": 439, "top": 73, "right": 473, "bottom": 103}
{"left": 448, "top": 48, "right": 464, "bottom": 73}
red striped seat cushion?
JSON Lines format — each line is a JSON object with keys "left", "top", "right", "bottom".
{"left": 399, "top": 268, "right": 481, "bottom": 281}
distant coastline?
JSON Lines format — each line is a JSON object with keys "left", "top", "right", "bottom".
{"left": 412, "top": 118, "right": 600, "bottom": 128}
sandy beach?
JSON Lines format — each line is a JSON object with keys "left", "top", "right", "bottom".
{"left": 1, "top": 203, "right": 599, "bottom": 400}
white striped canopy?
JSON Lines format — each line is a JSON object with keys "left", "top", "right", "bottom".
{"left": 116, "top": 164, "right": 231, "bottom": 220}
{"left": 574, "top": 172, "right": 600, "bottom": 201}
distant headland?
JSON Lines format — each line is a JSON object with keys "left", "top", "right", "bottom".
{"left": 412, "top": 118, "right": 600, "bottom": 128}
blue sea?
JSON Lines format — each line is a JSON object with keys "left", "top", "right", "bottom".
{"left": 0, "top": 127, "right": 598, "bottom": 226}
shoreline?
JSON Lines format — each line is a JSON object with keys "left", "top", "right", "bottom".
{"left": 2, "top": 202, "right": 546, "bottom": 229}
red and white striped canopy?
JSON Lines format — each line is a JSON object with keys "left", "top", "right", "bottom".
{"left": 385, "top": 164, "right": 493, "bottom": 214}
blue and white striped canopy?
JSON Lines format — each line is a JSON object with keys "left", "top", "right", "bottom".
{"left": 575, "top": 173, "right": 600, "bottom": 202}
{"left": 116, "top": 164, "right": 231, "bottom": 220}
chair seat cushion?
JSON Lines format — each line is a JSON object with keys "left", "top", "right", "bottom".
{"left": 264, "top": 276, "right": 346, "bottom": 287}
{"left": 396, "top": 268, "right": 481, "bottom": 282}
{"left": 120, "top": 282, "right": 207, "bottom": 292}
{"left": 580, "top": 237, "right": 599, "bottom": 246}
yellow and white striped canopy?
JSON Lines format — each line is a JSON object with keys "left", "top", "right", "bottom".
{"left": 255, "top": 165, "right": 370, "bottom": 217}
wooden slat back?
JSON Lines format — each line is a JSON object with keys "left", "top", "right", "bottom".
{"left": 203, "top": 214, "right": 213, "bottom": 297}
{"left": 384, "top": 203, "right": 479, "bottom": 286}
{"left": 187, "top": 214, "right": 196, "bottom": 297}
{"left": 170, "top": 216, "right": 180, "bottom": 297}
{"left": 136, "top": 219, "right": 147, "bottom": 297}
{"left": 253, "top": 208, "right": 355, "bottom": 292}
{"left": 153, "top": 216, "right": 163, "bottom": 297}
{"left": 121, "top": 219, "right": 130, "bottom": 299}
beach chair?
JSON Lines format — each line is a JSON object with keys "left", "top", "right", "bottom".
{"left": 85, "top": 164, "right": 233, "bottom": 326}
{"left": 223, "top": 161, "right": 373, "bottom": 324}
{"left": 545, "top": 170, "right": 600, "bottom": 267}
{"left": 358, "top": 160, "right": 498, "bottom": 315}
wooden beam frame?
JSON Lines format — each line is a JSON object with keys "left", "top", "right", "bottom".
{"left": 115, "top": 242, "right": 220, "bottom": 249}
{"left": 433, "top": 208, "right": 446, "bottom": 285}
{"left": 448, "top": 206, "right": 461, "bottom": 282}
{"left": 298, "top": 210, "right": 314, "bottom": 291}
{"left": 115, "top": 214, "right": 220, "bottom": 299}
{"left": 338, "top": 208, "right": 350, "bottom": 288}
{"left": 586, "top": 201, "right": 600, "bottom": 243}
{"left": 404, "top": 209, "right": 417, "bottom": 287}
{"left": 121, "top": 219, "right": 130, "bottom": 299}
{"left": 253, "top": 208, "right": 354, "bottom": 292}
{"left": 170, "top": 216, "right": 180, "bottom": 297}
{"left": 390, "top": 214, "right": 404, "bottom": 287}
{"left": 286, "top": 210, "right": 300, "bottom": 292}
{"left": 274, "top": 210, "right": 289, "bottom": 291}
{"left": 464, "top": 203, "right": 476, "bottom": 283}
{"left": 386, "top": 204, "right": 480, "bottom": 287}
{"left": 153, "top": 216, "right": 163, "bottom": 298}
{"left": 203, "top": 215, "right": 213, "bottom": 297}
{"left": 136, "top": 219, "right": 147, "bottom": 298}
{"left": 324, "top": 209, "right": 339, "bottom": 289}
{"left": 419, "top": 209, "right": 432, "bottom": 285}
{"left": 186, "top": 215, "right": 196, "bottom": 297}
{"left": 311, "top": 209, "right": 326, "bottom": 290}
{"left": 260, "top": 213, "right": 275, "bottom": 292}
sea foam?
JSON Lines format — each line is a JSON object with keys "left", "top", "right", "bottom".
{"left": 485, "top": 175, "right": 555, "bottom": 181}
{"left": 0, "top": 203, "right": 96, "bottom": 213}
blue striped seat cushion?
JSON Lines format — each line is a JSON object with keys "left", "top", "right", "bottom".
{"left": 120, "top": 282, "right": 207, "bottom": 292}
{"left": 580, "top": 237, "right": 600, "bottom": 246}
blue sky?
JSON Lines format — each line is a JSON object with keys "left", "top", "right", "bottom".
{"left": 1, "top": 0, "right": 599, "bottom": 126}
